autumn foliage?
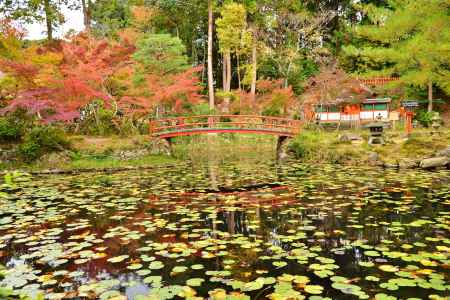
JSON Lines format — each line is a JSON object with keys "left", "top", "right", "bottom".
{"left": 0, "top": 25, "right": 204, "bottom": 126}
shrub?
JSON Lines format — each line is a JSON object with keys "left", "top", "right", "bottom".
{"left": 288, "top": 130, "right": 364, "bottom": 164}
{"left": 19, "top": 126, "right": 70, "bottom": 162}
{"left": 0, "top": 117, "right": 24, "bottom": 142}
{"left": 289, "top": 131, "right": 323, "bottom": 159}
{"left": 415, "top": 110, "right": 438, "bottom": 127}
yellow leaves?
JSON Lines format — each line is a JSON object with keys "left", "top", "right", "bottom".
{"left": 68, "top": 231, "right": 91, "bottom": 240}
{"left": 209, "top": 289, "right": 227, "bottom": 300}
{"left": 131, "top": 6, "right": 157, "bottom": 27}
{"left": 420, "top": 259, "right": 438, "bottom": 267}
{"left": 26, "top": 47, "right": 63, "bottom": 66}
{"left": 215, "top": 2, "right": 252, "bottom": 54}
{"left": 178, "top": 286, "right": 199, "bottom": 298}
{"left": 436, "top": 245, "right": 450, "bottom": 252}
{"left": 92, "top": 252, "right": 107, "bottom": 259}
{"left": 416, "top": 268, "right": 434, "bottom": 275}
{"left": 201, "top": 251, "right": 216, "bottom": 259}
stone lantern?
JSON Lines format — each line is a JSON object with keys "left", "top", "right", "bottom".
{"left": 431, "top": 113, "right": 442, "bottom": 133}
{"left": 367, "top": 122, "right": 385, "bottom": 145}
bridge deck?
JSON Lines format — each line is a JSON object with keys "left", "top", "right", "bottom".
{"left": 149, "top": 115, "right": 301, "bottom": 139}
{"left": 155, "top": 128, "right": 296, "bottom": 139}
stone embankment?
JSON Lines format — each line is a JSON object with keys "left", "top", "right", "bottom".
{"left": 369, "top": 146, "right": 450, "bottom": 170}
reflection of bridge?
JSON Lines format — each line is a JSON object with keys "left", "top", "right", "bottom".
{"left": 149, "top": 115, "right": 302, "bottom": 159}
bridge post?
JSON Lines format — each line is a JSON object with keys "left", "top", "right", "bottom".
{"left": 276, "top": 136, "right": 289, "bottom": 162}
{"left": 165, "top": 137, "right": 173, "bottom": 156}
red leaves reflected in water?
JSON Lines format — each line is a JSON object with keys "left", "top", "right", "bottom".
{"left": 146, "top": 186, "right": 294, "bottom": 212}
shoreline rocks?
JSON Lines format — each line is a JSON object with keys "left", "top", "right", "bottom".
{"left": 366, "top": 146, "right": 450, "bottom": 170}
{"left": 419, "top": 157, "right": 450, "bottom": 169}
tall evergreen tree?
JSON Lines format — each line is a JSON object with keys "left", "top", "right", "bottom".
{"left": 344, "top": 0, "right": 450, "bottom": 111}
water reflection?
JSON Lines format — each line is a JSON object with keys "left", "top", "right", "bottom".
{"left": 0, "top": 163, "right": 449, "bottom": 299}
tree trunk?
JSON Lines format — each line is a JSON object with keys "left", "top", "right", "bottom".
{"left": 428, "top": 80, "right": 433, "bottom": 112}
{"left": 223, "top": 50, "right": 231, "bottom": 112}
{"left": 226, "top": 51, "right": 231, "bottom": 92}
{"left": 207, "top": 0, "right": 215, "bottom": 110}
{"left": 81, "top": 0, "right": 92, "bottom": 30}
{"left": 250, "top": 42, "right": 257, "bottom": 104}
{"left": 222, "top": 53, "right": 227, "bottom": 90}
{"left": 237, "top": 53, "right": 241, "bottom": 91}
{"left": 44, "top": 0, "right": 53, "bottom": 42}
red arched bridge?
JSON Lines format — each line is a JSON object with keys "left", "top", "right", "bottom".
{"left": 149, "top": 115, "right": 302, "bottom": 158}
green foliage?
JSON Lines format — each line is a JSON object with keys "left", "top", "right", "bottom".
{"left": 0, "top": 117, "right": 25, "bottom": 142}
{"left": 289, "top": 131, "right": 365, "bottom": 163}
{"left": 95, "top": 175, "right": 114, "bottom": 186}
{"left": 133, "top": 34, "right": 189, "bottom": 75}
{"left": 290, "top": 131, "right": 324, "bottom": 159}
{"left": 19, "top": 126, "right": 70, "bottom": 162}
{"left": 216, "top": 2, "right": 251, "bottom": 54}
{"left": 91, "top": 0, "right": 133, "bottom": 37}
{"left": 0, "top": 20, "right": 24, "bottom": 60}
{"left": 415, "top": 110, "right": 438, "bottom": 127}
{"left": 262, "top": 97, "right": 285, "bottom": 117}
{"left": 147, "top": 0, "right": 207, "bottom": 59}
{"left": 343, "top": 0, "right": 450, "bottom": 95}
{"left": 79, "top": 103, "right": 117, "bottom": 136}
{"left": 190, "top": 103, "right": 215, "bottom": 116}
{"left": 262, "top": 88, "right": 295, "bottom": 117}
{"left": 259, "top": 56, "right": 318, "bottom": 95}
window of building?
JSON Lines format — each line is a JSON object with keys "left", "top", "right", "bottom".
{"left": 315, "top": 106, "right": 327, "bottom": 112}
{"left": 374, "top": 103, "right": 388, "bottom": 110}
{"left": 328, "top": 105, "right": 340, "bottom": 112}
{"left": 362, "top": 104, "right": 374, "bottom": 111}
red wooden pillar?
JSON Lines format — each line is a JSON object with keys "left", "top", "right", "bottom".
{"left": 149, "top": 120, "right": 154, "bottom": 135}
{"left": 406, "top": 112, "right": 414, "bottom": 135}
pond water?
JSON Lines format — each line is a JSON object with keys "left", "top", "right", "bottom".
{"left": 0, "top": 162, "right": 449, "bottom": 300}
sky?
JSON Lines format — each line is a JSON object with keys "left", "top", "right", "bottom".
{"left": 24, "top": 5, "right": 85, "bottom": 40}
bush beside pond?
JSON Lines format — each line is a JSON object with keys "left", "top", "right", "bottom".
{"left": 289, "top": 130, "right": 367, "bottom": 164}
{"left": 19, "top": 126, "right": 71, "bottom": 162}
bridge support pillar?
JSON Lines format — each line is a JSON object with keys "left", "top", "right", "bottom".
{"left": 164, "top": 137, "right": 174, "bottom": 156}
{"left": 276, "top": 136, "right": 289, "bottom": 162}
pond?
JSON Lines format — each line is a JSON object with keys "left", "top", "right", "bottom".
{"left": 0, "top": 162, "right": 449, "bottom": 300}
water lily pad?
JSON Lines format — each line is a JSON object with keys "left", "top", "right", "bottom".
{"left": 149, "top": 261, "right": 164, "bottom": 270}
{"left": 186, "top": 278, "right": 204, "bottom": 287}
{"left": 304, "top": 285, "right": 323, "bottom": 294}
{"left": 379, "top": 265, "right": 399, "bottom": 273}
{"left": 107, "top": 255, "right": 129, "bottom": 263}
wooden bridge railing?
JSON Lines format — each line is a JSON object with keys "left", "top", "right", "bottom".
{"left": 149, "top": 115, "right": 302, "bottom": 138}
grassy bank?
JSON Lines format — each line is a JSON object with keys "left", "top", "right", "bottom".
{"left": 289, "top": 128, "right": 450, "bottom": 165}
{"left": 1, "top": 135, "right": 177, "bottom": 172}
{"left": 1, "top": 134, "right": 275, "bottom": 172}
{"left": 2, "top": 128, "right": 449, "bottom": 172}
{"left": 27, "top": 154, "right": 176, "bottom": 172}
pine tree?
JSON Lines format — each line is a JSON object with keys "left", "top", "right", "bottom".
{"left": 344, "top": 0, "right": 450, "bottom": 111}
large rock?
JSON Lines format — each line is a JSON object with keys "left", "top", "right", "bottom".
{"left": 436, "top": 146, "right": 450, "bottom": 157}
{"left": 150, "top": 139, "right": 172, "bottom": 156}
{"left": 0, "top": 148, "right": 17, "bottom": 164}
{"left": 367, "top": 152, "right": 383, "bottom": 166}
{"left": 339, "top": 133, "right": 362, "bottom": 143}
{"left": 115, "top": 149, "right": 149, "bottom": 160}
{"left": 419, "top": 156, "right": 450, "bottom": 169}
{"left": 277, "top": 140, "right": 295, "bottom": 163}
{"left": 399, "top": 159, "right": 420, "bottom": 169}
{"left": 383, "top": 162, "right": 399, "bottom": 169}
{"left": 38, "top": 151, "right": 71, "bottom": 166}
